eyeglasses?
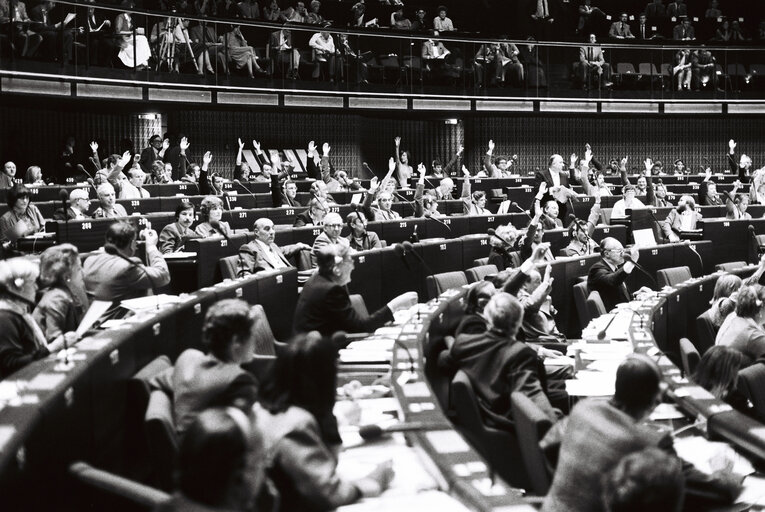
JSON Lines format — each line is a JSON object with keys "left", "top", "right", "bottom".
{"left": 604, "top": 248, "right": 624, "bottom": 254}
{"left": 325, "top": 224, "right": 342, "bottom": 229}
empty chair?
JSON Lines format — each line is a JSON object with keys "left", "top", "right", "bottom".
{"left": 426, "top": 271, "right": 468, "bottom": 300}
{"left": 737, "top": 363, "right": 765, "bottom": 423}
{"left": 586, "top": 290, "right": 607, "bottom": 320}
{"left": 573, "top": 281, "right": 591, "bottom": 327}
{"left": 679, "top": 338, "right": 700, "bottom": 376}
{"left": 473, "top": 257, "right": 490, "bottom": 267}
{"left": 450, "top": 370, "right": 529, "bottom": 489}
{"left": 251, "top": 304, "right": 282, "bottom": 356}
{"left": 716, "top": 261, "right": 746, "bottom": 272}
{"left": 466, "top": 264, "right": 499, "bottom": 283}
{"left": 511, "top": 392, "right": 553, "bottom": 496}
{"left": 657, "top": 266, "right": 692, "bottom": 288}
{"left": 614, "top": 62, "right": 638, "bottom": 88}
{"left": 695, "top": 310, "right": 717, "bottom": 356}
{"left": 144, "top": 390, "right": 178, "bottom": 491}
{"left": 219, "top": 255, "right": 240, "bottom": 280}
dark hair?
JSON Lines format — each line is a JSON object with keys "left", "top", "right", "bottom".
{"left": 202, "top": 299, "right": 257, "bottom": 361}
{"left": 198, "top": 196, "right": 223, "bottom": 222}
{"left": 175, "top": 202, "right": 195, "bottom": 221}
{"left": 692, "top": 345, "right": 745, "bottom": 401}
{"left": 7, "top": 184, "right": 31, "bottom": 209}
{"left": 472, "top": 191, "right": 486, "bottom": 203}
{"left": 177, "top": 408, "right": 255, "bottom": 508}
{"left": 465, "top": 281, "right": 494, "bottom": 315}
{"left": 735, "top": 284, "right": 765, "bottom": 319}
{"left": 613, "top": 355, "right": 661, "bottom": 416}
{"left": 345, "top": 211, "right": 365, "bottom": 229}
{"left": 104, "top": 221, "right": 137, "bottom": 250}
{"left": 38, "top": 243, "right": 79, "bottom": 289}
{"left": 602, "top": 448, "right": 684, "bottom": 512}
{"left": 259, "top": 331, "right": 338, "bottom": 421}
{"left": 316, "top": 243, "right": 348, "bottom": 277}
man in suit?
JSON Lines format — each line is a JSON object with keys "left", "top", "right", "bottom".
{"left": 92, "top": 182, "right": 128, "bottom": 218}
{"left": 446, "top": 292, "right": 560, "bottom": 430}
{"left": 159, "top": 203, "right": 200, "bottom": 254}
{"left": 139, "top": 135, "right": 168, "bottom": 175}
{"left": 587, "top": 237, "right": 644, "bottom": 311}
{"left": 269, "top": 28, "right": 300, "bottom": 78}
{"left": 0, "top": 0, "right": 42, "bottom": 57}
{"left": 534, "top": 154, "right": 578, "bottom": 219}
{"left": 311, "top": 212, "right": 349, "bottom": 267}
{"left": 673, "top": 17, "right": 695, "bottom": 40}
{"left": 541, "top": 355, "right": 743, "bottom": 512}
{"left": 578, "top": 33, "right": 611, "bottom": 89}
{"left": 635, "top": 13, "right": 657, "bottom": 40}
{"left": 530, "top": 0, "right": 558, "bottom": 40}
{"left": 83, "top": 220, "right": 171, "bottom": 303}
{"left": 29, "top": 0, "right": 73, "bottom": 62}
{"left": 53, "top": 188, "right": 91, "bottom": 220}
{"left": 237, "top": 218, "right": 310, "bottom": 278}
{"left": 609, "top": 13, "right": 635, "bottom": 39}
{"left": 662, "top": 195, "right": 703, "bottom": 242}
{"left": 345, "top": 211, "right": 381, "bottom": 252}
{"left": 292, "top": 243, "right": 417, "bottom": 338}
{"left": 666, "top": 0, "right": 687, "bottom": 18}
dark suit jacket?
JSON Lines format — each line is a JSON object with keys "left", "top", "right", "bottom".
{"left": 236, "top": 239, "right": 301, "bottom": 277}
{"left": 139, "top": 146, "right": 160, "bottom": 175}
{"left": 447, "top": 329, "right": 556, "bottom": 430}
{"left": 293, "top": 273, "right": 393, "bottom": 338}
{"left": 83, "top": 246, "right": 171, "bottom": 303}
{"left": 587, "top": 258, "right": 631, "bottom": 312}
{"left": 158, "top": 222, "right": 200, "bottom": 254}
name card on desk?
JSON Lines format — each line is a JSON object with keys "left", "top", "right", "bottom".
{"left": 425, "top": 430, "right": 471, "bottom": 454}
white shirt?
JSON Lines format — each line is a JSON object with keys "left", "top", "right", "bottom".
{"left": 550, "top": 169, "right": 561, "bottom": 187}
{"left": 119, "top": 179, "right": 150, "bottom": 199}
{"left": 611, "top": 197, "right": 646, "bottom": 218}
{"left": 255, "top": 239, "right": 287, "bottom": 269}
{"left": 680, "top": 210, "right": 694, "bottom": 231}
{"left": 309, "top": 33, "right": 335, "bottom": 54}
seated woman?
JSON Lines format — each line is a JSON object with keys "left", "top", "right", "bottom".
{"left": 716, "top": 284, "right": 765, "bottom": 367}
{"left": 195, "top": 196, "right": 231, "bottom": 238}
{"left": 692, "top": 345, "right": 753, "bottom": 416}
{"left": 255, "top": 331, "right": 394, "bottom": 511}
{"left": 152, "top": 299, "right": 258, "bottom": 435}
{"left": 461, "top": 167, "right": 491, "bottom": 216}
{"left": 24, "top": 166, "right": 46, "bottom": 186}
{"left": 0, "top": 258, "right": 74, "bottom": 379}
{"left": 222, "top": 25, "right": 268, "bottom": 78}
{"left": 487, "top": 224, "right": 520, "bottom": 271}
{"left": 705, "top": 273, "right": 743, "bottom": 329}
{"left": 156, "top": 408, "right": 265, "bottom": 512}
{"left": 159, "top": 203, "right": 200, "bottom": 254}
{"left": 0, "top": 184, "right": 45, "bottom": 244}
{"left": 33, "top": 244, "right": 88, "bottom": 343}
{"left": 114, "top": 0, "right": 152, "bottom": 69}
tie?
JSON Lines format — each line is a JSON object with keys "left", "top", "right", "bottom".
{"left": 621, "top": 22, "right": 624, "bottom": 34}
{"left": 542, "top": 0, "right": 548, "bottom": 17}
{"left": 642, "top": 25, "right": 645, "bottom": 38}
{"left": 588, "top": 47, "right": 592, "bottom": 61}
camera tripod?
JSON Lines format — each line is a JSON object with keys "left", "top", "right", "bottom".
{"left": 155, "top": 16, "right": 198, "bottom": 72}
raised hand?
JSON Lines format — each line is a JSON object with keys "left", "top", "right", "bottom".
{"left": 179, "top": 137, "right": 189, "bottom": 153}
{"left": 457, "top": 144, "right": 464, "bottom": 155}
{"left": 117, "top": 150, "right": 132, "bottom": 167}
{"left": 308, "top": 140, "right": 316, "bottom": 154}
{"left": 252, "top": 140, "right": 261, "bottom": 152}
{"left": 89, "top": 141, "right": 98, "bottom": 153}
{"left": 584, "top": 147, "right": 592, "bottom": 163}
{"left": 369, "top": 176, "right": 379, "bottom": 192}
{"left": 532, "top": 242, "right": 550, "bottom": 262}
{"left": 570, "top": 153, "right": 577, "bottom": 166}
{"left": 487, "top": 139, "right": 495, "bottom": 153}
{"left": 394, "top": 136, "right": 401, "bottom": 147}
{"left": 238, "top": 138, "right": 244, "bottom": 150}
{"left": 620, "top": 155, "right": 629, "bottom": 169}
{"left": 388, "top": 157, "right": 396, "bottom": 173}
{"left": 462, "top": 165, "right": 470, "bottom": 177}
{"left": 644, "top": 157, "right": 653, "bottom": 173}
{"left": 162, "top": 138, "right": 170, "bottom": 151}
{"left": 729, "top": 139, "right": 737, "bottom": 152}
{"left": 203, "top": 151, "right": 213, "bottom": 166}
{"left": 543, "top": 264, "right": 552, "bottom": 283}
{"left": 417, "top": 162, "right": 426, "bottom": 175}
{"left": 533, "top": 199, "right": 542, "bottom": 218}
{"left": 704, "top": 167, "right": 712, "bottom": 180}
{"left": 322, "top": 142, "right": 330, "bottom": 156}
{"left": 538, "top": 182, "right": 547, "bottom": 195}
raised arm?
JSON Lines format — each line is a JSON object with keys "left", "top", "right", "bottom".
{"left": 443, "top": 145, "right": 463, "bottom": 176}
{"left": 414, "top": 164, "right": 426, "bottom": 217}
{"left": 199, "top": 151, "right": 212, "bottom": 195}
{"left": 484, "top": 140, "right": 499, "bottom": 178}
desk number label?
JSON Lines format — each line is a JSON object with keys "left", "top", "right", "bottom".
{"left": 276, "top": 275, "right": 283, "bottom": 284}
{"left": 440, "top": 244, "right": 446, "bottom": 251}
{"left": 480, "top": 239, "right": 487, "bottom": 246}
{"left": 220, "top": 240, "right": 228, "bottom": 247}
{"left": 488, "top": 217, "right": 494, "bottom": 222}
{"left": 131, "top": 201, "right": 140, "bottom": 207}
{"left": 603, "top": 228, "right": 610, "bottom": 233}
{"left": 358, "top": 256, "right": 365, "bottom": 263}
{"left": 81, "top": 223, "right": 92, "bottom": 230}
{"left": 285, "top": 209, "right": 295, "bottom": 216}
{"left": 153, "top": 323, "right": 161, "bottom": 336}
{"left": 238, "top": 212, "right": 247, "bottom": 219}
{"left": 723, "top": 222, "right": 730, "bottom": 227}
{"left": 652, "top": 249, "right": 658, "bottom": 255}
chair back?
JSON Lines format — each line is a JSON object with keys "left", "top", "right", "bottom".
{"left": 144, "top": 390, "right": 178, "bottom": 491}
{"left": 472, "top": 257, "right": 490, "bottom": 267}
{"left": 585, "top": 290, "right": 606, "bottom": 320}
{"left": 426, "top": 271, "right": 468, "bottom": 300}
{"left": 738, "top": 363, "right": 765, "bottom": 423}
{"left": 219, "top": 255, "right": 240, "bottom": 280}
{"left": 466, "top": 264, "right": 499, "bottom": 283}
{"left": 657, "top": 266, "right": 692, "bottom": 288}
{"left": 679, "top": 338, "right": 700, "bottom": 376}
{"left": 716, "top": 261, "right": 746, "bottom": 272}
{"left": 510, "top": 392, "right": 553, "bottom": 496}
{"left": 694, "top": 310, "right": 717, "bottom": 356}
{"left": 573, "top": 281, "right": 591, "bottom": 327}
{"left": 251, "top": 304, "right": 280, "bottom": 356}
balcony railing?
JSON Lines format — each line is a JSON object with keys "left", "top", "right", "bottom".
{"left": 2, "top": 0, "right": 765, "bottom": 102}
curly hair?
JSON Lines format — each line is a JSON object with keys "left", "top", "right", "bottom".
{"left": 38, "top": 244, "right": 79, "bottom": 289}
{"left": 198, "top": 196, "right": 224, "bottom": 222}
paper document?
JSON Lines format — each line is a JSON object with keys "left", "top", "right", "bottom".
{"left": 674, "top": 436, "right": 755, "bottom": 476}
{"left": 76, "top": 300, "right": 112, "bottom": 337}
{"left": 120, "top": 294, "right": 181, "bottom": 311}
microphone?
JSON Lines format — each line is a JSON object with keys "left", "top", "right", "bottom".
{"left": 210, "top": 220, "right": 228, "bottom": 240}
{"left": 393, "top": 242, "right": 411, "bottom": 271}
{"left": 104, "top": 242, "right": 160, "bottom": 310}
{"left": 358, "top": 421, "right": 452, "bottom": 441}
{"left": 221, "top": 191, "right": 232, "bottom": 211}
{"left": 683, "top": 240, "right": 704, "bottom": 275}
{"left": 597, "top": 314, "right": 617, "bottom": 340}
{"left": 566, "top": 213, "right": 595, "bottom": 254}
{"left": 233, "top": 179, "right": 258, "bottom": 208}
{"left": 749, "top": 225, "right": 760, "bottom": 264}
{"left": 510, "top": 201, "right": 533, "bottom": 221}
{"left": 410, "top": 223, "right": 419, "bottom": 243}
{"left": 331, "top": 331, "right": 349, "bottom": 349}
{"left": 401, "top": 241, "right": 436, "bottom": 282}
{"left": 424, "top": 212, "right": 451, "bottom": 231}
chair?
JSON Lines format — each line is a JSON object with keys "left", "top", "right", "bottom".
{"left": 638, "top": 62, "right": 662, "bottom": 88}
{"left": 657, "top": 266, "right": 692, "bottom": 288}
{"left": 755, "top": 235, "right": 765, "bottom": 257}
{"left": 473, "top": 257, "right": 490, "bottom": 267}
{"left": 144, "top": 390, "right": 178, "bottom": 491}
{"left": 450, "top": 370, "right": 530, "bottom": 489}
{"left": 349, "top": 294, "right": 369, "bottom": 317}
{"left": 573, "top": 281, "right": 591, "bottom": 327}
{"left": 510, "top": 392, "right": 553, "bottom": 496}
{"left": 69, "top": 461, "right": 170, "bottom": 509}
{"left": 219, "top": 255, "right": 240, "bottom": 280}
{"left": 251, "top": 304, "right": 281, "bottom": 356}
{"left": 716, "top": 261, "right": 746, "bottom": 272}
{"left": 586, "top": 290, "right": 607, "bottom": 320}
{"left": 695, "top": 311, "right": 717, "bottom": 356}
{"left": 679, "top": 338, "right": 700, "bottom": 377}
{"left": 614, "top": 62, "right": 638, "bottom": 88}
{"left": 242, "top": 354, "right": 276, "bottom": 382}
{"left": 466, "top": 264, "right": 499, "bottom": 283}
{"left": 426, "top": 271, "right": 468, "bottom": 300}
{"left": 737, "top": 363, "right": 765, "bottom": 423}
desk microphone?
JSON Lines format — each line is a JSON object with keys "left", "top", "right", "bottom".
{"left": 510, "top": 201, "right": 533, "bottom": 221}
{"left": 104, "top": 243, "right": 160, "bottom": 310}
{"left": 597, "top": 314, "right": 617, "bottom": 340}
{"left": 424, "top": 212, "right": 451, "bottom": 231}
{"left": 393, "top": 243, "right": 411, "bottom": 271}
{"left": 358, "top": 421, "right": 452, "bottom": 441}
{"left": 401, "top": 241, "right": 435, "bottom": 281}
{"left": 749, "top": 225, "right": 760, "bottom": 264}
{"left": 683, "top": 240, "right": 704, "bottom": 275}
{"left": 233, "top": 179, "right": 258, "bottom": 207}
{"left": 221, "top": 191, "right": 232, "bottom": 211}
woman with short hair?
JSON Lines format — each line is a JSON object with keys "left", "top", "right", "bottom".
{"left": 195, "top": 196, "right": 231, "bottom": 238}
{"left": 0, "top": 184, "right": 45, "bottom": 243}
{"left": 716, "top": 284, "right": 765, "bottom": 366}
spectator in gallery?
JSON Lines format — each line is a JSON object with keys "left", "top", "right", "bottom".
{"left": 609, "top": 13, "right": 635, "bottom": 39}
{"left": 705, "top": 0, "right": 722, "bottom": 18}
{"left": 433, "top": 5, "right": 454, "bottom": 32}
{"left": 644, "top": 0, "right": 666, "bottom": 18}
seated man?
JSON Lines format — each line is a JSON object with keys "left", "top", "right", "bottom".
{"left": 611, "top": 184, "right": 646, "bottom": 219}
{"left": 588, "top": 237, "right": 649, "bottom": 311}
{"left": 345, "top": 211, "right": 381, "bottom": 252}
{"left": 662, "top": 195, "right": 702, "bottom": 242}
{"left": 517, "top": 265, "right": 564, "bottom": 342}
{"left": 563, "top": 196, "right": 601, "bottom": 256}
{"left": 237, "top": 218, "right": 310, "bottom": 277}
{"left": 538, "top": 197, "right": 563, "bottom": 230}
{"left": 578, "top": 33, "right": 611, "bottom": 89}
{"left": 362, "top": 175, "right": 402, "bottom": 222}
{"left": 83, "top": 220, "right": 171, "bottom": 303}
{"left": 53, "top": 188, "right": 91, "bottom": 220}
{"left": 542, "top": 355, "right": 742, "bottom": 512}
{"left": 119, "top": 167, "right": 150, "bottom": 199}
{"left": 159, "top": 203, "right": 200, "bottom": 254}
{"left": 150, "top": 298, "right": 258, "bottom": 435}
{"left": 92, "top": 182, "right": 128, "bottom": 219}
{"left": 293, "top": 243, "right": 417, "bottom": 338}
{"left": 311, "top": 212, "right": 349, "bottom": 267}
{"left": 293, "top": 198, "right": 327, "bottom": 227}
{"left": 269, "top": 28, "right": 300, "bottom": 79}
{"left": 447, "top": 292, "right": 560, "bottom": 430}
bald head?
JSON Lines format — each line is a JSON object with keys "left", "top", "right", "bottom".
{"left": 253, "top": 217, "right": 276, "bottom": 244}
{"left": 3, "top": 162, "right": 16, "bottom": 177}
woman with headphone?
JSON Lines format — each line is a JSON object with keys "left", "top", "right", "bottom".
{"left": 461, "top": 166, "right": 491, "bottom": 216}
{"left": 345, "top": 211, "right": 381, "bottom": 251}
